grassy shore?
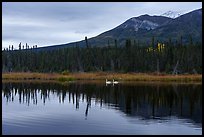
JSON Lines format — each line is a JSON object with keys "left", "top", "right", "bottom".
{"left": 2, "top": 72, "right": 202, "bottom": 82}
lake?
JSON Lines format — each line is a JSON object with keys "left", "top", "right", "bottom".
{"left": 2, "top": 81, "right": 202, "bottom": 135}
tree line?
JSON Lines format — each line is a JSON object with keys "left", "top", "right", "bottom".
{"left": 2, "top": 37, "right": 202, "bottom": 74}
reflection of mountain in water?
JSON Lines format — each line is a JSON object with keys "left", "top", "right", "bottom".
{"left": 2, "top": 82, "right": 202, "bottom": 125}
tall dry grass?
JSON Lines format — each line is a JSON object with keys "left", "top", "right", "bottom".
{"left": 2, "top": 72, "right": 202, "bottom": 82}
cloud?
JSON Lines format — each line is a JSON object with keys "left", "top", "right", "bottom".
{"left": 2, "top": 2, "right": 202, "bottom": 49}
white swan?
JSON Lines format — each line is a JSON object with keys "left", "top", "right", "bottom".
{"left": 113, "top": 79, "right": 119, "bottom": 84}
{"left": 106, "top": 79, "right": 112, "bottom": 84}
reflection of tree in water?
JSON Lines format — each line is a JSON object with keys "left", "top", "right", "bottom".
{"left": 2, "top": 82, "right": 202, "bottom": 124}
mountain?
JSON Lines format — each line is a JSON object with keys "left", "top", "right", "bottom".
{"left": 87, "top": 15, "right": 172, "bottom": 47}
{"left": 88, "top": 8, "right": 201, "bottom": 47}
{"left": 160, "top": 11, "right": 185, "bottom": 18}
{"left": 37, "top": 8, "right": 202, "bottom": 51}
{"left": 107, "top": 14, "right": 171, "bottom": 32}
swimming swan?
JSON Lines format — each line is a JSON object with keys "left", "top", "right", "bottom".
{"left": 106, "top": 79, "right": 112, "bottom": 84}
{"left": 113, "top": 79, "right": 119, "bottom": 84}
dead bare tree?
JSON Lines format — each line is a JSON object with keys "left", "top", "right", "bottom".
{"left": 172, "top": 49, "right": 185, "bottom": 75}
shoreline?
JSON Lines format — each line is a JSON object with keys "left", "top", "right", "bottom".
{"left": 2, "top": 72, "right": 202, "bottom": 82}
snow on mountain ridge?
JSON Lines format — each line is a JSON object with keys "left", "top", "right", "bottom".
{"left": 119, "top": 18, "right": 159, "bottom": 31}
{"left": 161, "top": 11, "right": 184, "bottom": 18}
{"left": 140, "top": 20, "right": 159, "bottom": 30}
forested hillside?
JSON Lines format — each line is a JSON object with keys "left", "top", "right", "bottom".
{"left": 2, "top": 38, "right": 202, "bottom": 74}
{"left": 2, "top": 9, "right": 202, "bottom": 74}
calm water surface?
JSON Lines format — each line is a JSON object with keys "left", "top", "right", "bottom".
{"left": 2, "top": 81, "right": 202, "bottom": 135}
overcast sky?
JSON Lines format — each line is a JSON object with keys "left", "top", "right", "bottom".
{"left": 2, "top": 2, "right": 202, "bottom": 50}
